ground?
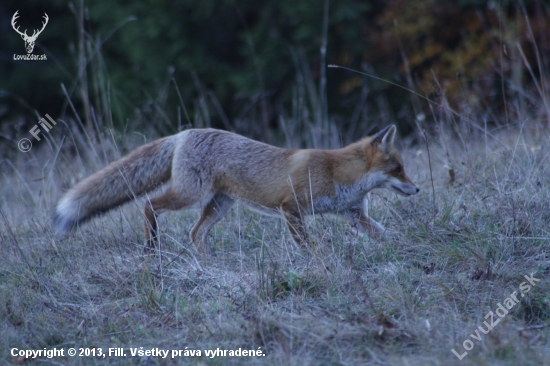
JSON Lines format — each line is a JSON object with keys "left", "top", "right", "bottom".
{"left": 1, "top": 124, "right": 549, "bottom": 365}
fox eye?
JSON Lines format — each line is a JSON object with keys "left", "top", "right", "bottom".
{"left": 392, "top": 166, "right": 403, "bottom": 174}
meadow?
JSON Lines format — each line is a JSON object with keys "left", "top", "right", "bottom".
{"left": 1, "top": 115, "right": 549, "bottom": 365}
{"left": 2, "top": 2, "right": 550, "bottom": 364}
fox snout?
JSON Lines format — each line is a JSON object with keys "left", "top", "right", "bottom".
{"left": 392, "top": 183, "right": 419, "bottom": 196}
{"left": 386, "top": 176, "right": 419, "bottom": 197}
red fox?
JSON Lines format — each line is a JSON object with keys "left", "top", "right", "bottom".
{"left": 53, "top": 126, "right": 418, "bottom": 254}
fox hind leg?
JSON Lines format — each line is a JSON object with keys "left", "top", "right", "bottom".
{"left": 144, "top": 188, "right": 199, "bottom": 249}
{"left": 190, "top": 193, "right": 235, "bottom": 255}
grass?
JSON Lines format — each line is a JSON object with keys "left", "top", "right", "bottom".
{"left": 2, "top": 2, "right": 550, "bottom": 363}
{"left": 1, "top": 119, "right": 549, "bottom": 365}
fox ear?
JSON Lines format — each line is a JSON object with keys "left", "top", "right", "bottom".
{"left": 371, "top": 125, "right": 396, "bottom": 152}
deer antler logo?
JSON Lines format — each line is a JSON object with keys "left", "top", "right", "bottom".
{"left": 12, "top": 11, "right": 49, "bottom": 54}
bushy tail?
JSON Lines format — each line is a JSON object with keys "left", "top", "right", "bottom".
{"left": 53, "top": 135, "right": 177, "bottom": 235}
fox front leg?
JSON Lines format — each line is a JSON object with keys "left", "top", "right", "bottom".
{"left": 340, "top": 207, "right": 391, "bottom": 240}
{"left": 281, "top": 201, "right": 310, "bottom": 247}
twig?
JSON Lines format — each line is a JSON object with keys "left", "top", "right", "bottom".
{"left": 319, "top": 0, "right": 330, "bottom": 147}
{"left": 421, "top": 128, "right": 437, "bottom": 217}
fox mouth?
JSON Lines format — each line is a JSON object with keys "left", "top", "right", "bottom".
{"left": 391, "top": 185, "right": 411, "bottom": 196}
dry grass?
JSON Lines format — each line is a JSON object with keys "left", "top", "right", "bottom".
{"left": 1, "top": 120, "right": 549, "bottom": 365}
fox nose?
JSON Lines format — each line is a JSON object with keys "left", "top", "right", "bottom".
{"left": 415, "top": 187, "right": 420, "bottom": 193}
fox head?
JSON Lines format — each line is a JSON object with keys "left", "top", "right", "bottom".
{"left": 368, "top": 125, "right": 419, "bottom": 197}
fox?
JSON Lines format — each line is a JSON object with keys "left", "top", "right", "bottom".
{"left": 53, "top": 125, "right": 419, "bottom": 254}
